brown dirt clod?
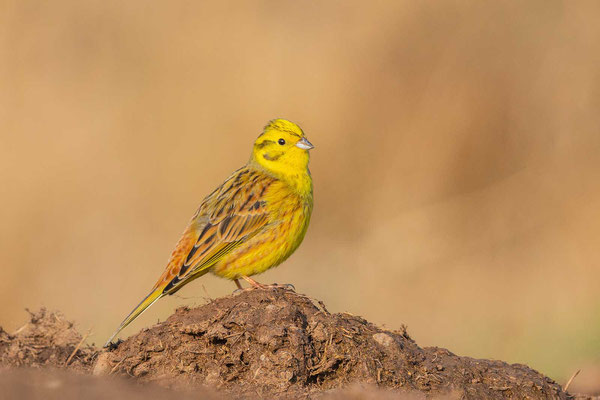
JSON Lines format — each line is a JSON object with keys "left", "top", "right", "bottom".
{"left": 0, "top": 308, "right": 96, "bottom": 372}
{"left": 98, "top": 288, "right": 570, "bottom": 399}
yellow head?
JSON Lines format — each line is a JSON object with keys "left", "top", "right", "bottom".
{"left": 251, "top": 119, "right": 314, "bottom": 185}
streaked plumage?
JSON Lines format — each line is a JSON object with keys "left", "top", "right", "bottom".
{"left": 105, "top": 119, "right": 314, "bottom": 346}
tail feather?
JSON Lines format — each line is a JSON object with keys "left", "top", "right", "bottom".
{"left": 104, "top": 287, "right": 164, "bottom": 347}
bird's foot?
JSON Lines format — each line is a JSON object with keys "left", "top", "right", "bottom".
{"left": 237, "top": 276, "right": 295, "bottom": 292}
{"left": 268, "top": 283, "right": 296, "bottom": 291}
{"left": 241, "top": 275, "right": 268, "bottom": 289}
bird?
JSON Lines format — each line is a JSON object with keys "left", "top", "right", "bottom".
{"left": 104, "top": 119, "right": 314, "bottom": 347}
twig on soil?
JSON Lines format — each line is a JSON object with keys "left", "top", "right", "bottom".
{"left": 229, "top": 332, "right": 245, "bottom": 346}
{"left": 563, "top": 369, "right": 580, "bottom": 392}
{"left": 65, "top": 328, "right": 92, "bottom": 366}
{"left": 109, "top": 356, "right": 130, "bottom": 375}
{"left": 13, "top": 323, "right": 28, "bottom": 335}
{"left": 310, "top": 333, "right": 334, "bottom": 376}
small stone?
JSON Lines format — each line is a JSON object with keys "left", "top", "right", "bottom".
{"left": 373, "top": 332, "right": 394, "bottom": 347}
{"left": 92, "top": 352, "right": 111, "bottom": 376}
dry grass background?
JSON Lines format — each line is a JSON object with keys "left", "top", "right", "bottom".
{"left": 1, "top": 0, "right": 599, "bottom": 393}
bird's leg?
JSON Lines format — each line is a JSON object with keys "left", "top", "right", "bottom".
{"left": 241, "top": 275, "right": 268, "bottom": 289}
{"left": 241, "top": 276, "right": 295, "bottom": 291}
{"left": 234, "top": 278, "right": 243, "bottom": 290}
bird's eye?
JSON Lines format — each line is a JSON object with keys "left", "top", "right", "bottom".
{"left": 278, "top": 138, "right": 286, "bottom": 145}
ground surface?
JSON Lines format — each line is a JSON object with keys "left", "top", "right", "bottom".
{"left": 0, "top": 289, "right": 595, "bottom": 399}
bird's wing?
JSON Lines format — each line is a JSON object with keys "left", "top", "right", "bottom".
{"left": 104, "top": 167, "right": 274, "bottom": 346}
{"left": 156, "top": 167, "right": 274, "bottom": 294}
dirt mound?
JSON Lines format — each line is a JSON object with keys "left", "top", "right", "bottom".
{"left": 0, "top": 308, "right": 96, "bottom": 372}
{"left": 95, "top": 288, "right": 569, "bottom": 399}
{"left": 1, "top": 290, "right": 594, "bottom": 399}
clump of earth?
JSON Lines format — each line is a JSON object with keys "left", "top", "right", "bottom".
{"left": 0, "top": 288, "right": 591, "bottom": 399}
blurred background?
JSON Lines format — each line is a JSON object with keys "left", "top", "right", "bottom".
{"left": 1, "top": 0, "right": 599, "bottom": 394}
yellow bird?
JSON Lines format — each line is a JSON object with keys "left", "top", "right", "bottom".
{"left": 105, "top": 119, "right": 314, "bottom": 346}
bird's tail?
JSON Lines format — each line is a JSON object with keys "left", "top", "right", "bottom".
{"left": 104, "top": 287, "right": 164, "bottom": 347}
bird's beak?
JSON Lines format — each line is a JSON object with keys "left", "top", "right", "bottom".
{"left": 296, "top": 137, "right": 314, "bottom": 150}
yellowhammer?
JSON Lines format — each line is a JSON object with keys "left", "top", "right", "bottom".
{"left": 105, "top": 119, "right": 314, "bottom": 346}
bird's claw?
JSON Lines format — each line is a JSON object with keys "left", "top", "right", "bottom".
{"left": 271, "top": 283, "right": 296, "bottom": 291}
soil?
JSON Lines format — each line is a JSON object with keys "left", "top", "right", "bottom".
{"left": 0, "top": 308, "right": 96, "bottom": 372}
{"left": 0, "top": 288, "right": 596, "bottom": 399}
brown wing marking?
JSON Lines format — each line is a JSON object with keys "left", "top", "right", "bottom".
{"left": 160, "top": 168, "right": 274, "bottom": 294}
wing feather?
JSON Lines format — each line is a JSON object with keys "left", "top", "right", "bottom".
{"left": 156, "top": 167, "right": 274, "bottom": 294}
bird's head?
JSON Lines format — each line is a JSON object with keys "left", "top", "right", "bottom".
{"left": 251, "top": 119, "right": 314, "bottom": 178}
